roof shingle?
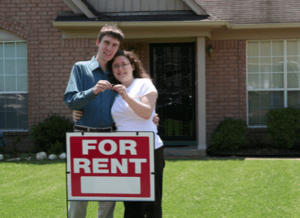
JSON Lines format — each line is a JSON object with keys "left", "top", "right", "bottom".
{"left": 195, "top": 0, "right": 300, "bottom": 24}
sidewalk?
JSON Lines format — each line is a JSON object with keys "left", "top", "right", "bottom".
{"left": 164, "top": 145, "right": 207, "bottom": 159}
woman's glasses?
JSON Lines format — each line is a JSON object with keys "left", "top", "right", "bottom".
{"left": 112, "top": 63, "right": 131, "bottom": 70}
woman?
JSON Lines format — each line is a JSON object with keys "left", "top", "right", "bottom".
{"left": 109, "top": 50, "right": 164, "bottom": 218}
{"left": 73, "top": 50, "right": 164, "bottom": 218}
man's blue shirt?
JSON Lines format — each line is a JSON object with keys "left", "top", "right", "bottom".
{"left": 64, "top": 56, "right": 117, "bottom": 128}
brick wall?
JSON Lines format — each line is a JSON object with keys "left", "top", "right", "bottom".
{"left": 2, "top": 132, "right": 33, "bottom": 152}
{"left": 205, "top": 40, "right": 247, "bottom": 144}
{"left": 43, "top": 38, "right": 98, "bottom": 120}
{"left": 1, "top": 0, "right": 72, "bottom": 152}
{"left": 0, "top": 1, "right": 250, "bottom": 150}
{"left": 122, "top": 42, "right": 150, "bottom": 73}
{"left": 0, "top": 1, "right": 151, "bottom": 152}
{"left": 0, "top": 0, "right": 71, "bottom": 126}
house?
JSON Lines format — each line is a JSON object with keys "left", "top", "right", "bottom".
{"left": 1, "top": 0, "right": 300, "bottom": 155}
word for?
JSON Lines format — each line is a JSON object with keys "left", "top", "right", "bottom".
{"left": 82, "top": 139, "right": 137, "bottom": 155}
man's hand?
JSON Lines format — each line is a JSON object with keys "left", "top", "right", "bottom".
{"left": 93, "top": 80, "right": 112, "bottom": 95}
{"left": 113, "top": 84, "right": 129, "bottom": 100}
{"left": 73, "top": 110, "right": 83, "bottom": 123}
{"left": 152, "top": 113, "right": 159, "bottom": 126}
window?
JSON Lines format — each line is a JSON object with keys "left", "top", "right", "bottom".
{"left": 0, "top": 41, "right": 28, "bottom": 130}
{"left": 247, "top": 40, "right": 300, "bottom": 126}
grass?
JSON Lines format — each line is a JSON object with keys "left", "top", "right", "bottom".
{"left": 1, "top": 159, "right": 300, "bottom": 217}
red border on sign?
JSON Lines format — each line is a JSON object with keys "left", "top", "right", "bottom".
{"left": 69, "top": 136, "right": 151, "bottom": 198}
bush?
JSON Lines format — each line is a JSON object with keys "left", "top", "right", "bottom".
{"left": 48, "top": 141, "right": 64, "bottom": 155}
{"left": 266, "top": 107, "right": 300, "bottom": 148}
{"left": 0, "top": 133, "right": 7, "bottom": 154}
{"left": 29, "top": 113, "right": 73, "bottom": 154}
{"left": 211, "top": 118, "right": 248, "bottom": 152}
{"left": 10, "top": 135, "right": 21, "bottom": 155}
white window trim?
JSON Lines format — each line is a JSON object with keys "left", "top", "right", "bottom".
{"left": 0, "top": 40, "right": 28, "bottom": 131}
{"left": 246, "top": 39, "right": 300, "bottom": 127}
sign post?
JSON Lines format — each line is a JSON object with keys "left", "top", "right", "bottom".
{"left": 66, "top": 132, "right": 155, "bottom": 201}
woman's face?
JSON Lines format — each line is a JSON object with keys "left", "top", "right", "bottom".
{"left": 112, "top": 55, "right": 135, "bottom": 86}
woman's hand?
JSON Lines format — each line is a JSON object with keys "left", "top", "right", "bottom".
{"left": 113, "top": 84, "right": 129, "bottom": 100}
{"left": 73, "top": 110, "right": 83, "bottom": 123}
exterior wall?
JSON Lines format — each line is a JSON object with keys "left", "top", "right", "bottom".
{"left": 88, "top": 0, "right": 191, "bottom": 12}
{"left": 1, "top": 2, "right": 278, "bottom": 151}
{"left": 0, "top": 0, "right": 152, "bottom": 152}
{"left": 205, "top": 40, "right": 247, "bottom": 145}
{"left": 0, "top": 0, "right": 71, "bottom": 124}
{"left": 0, "top": 0, "right": 70, "bottom": 152}
{"left": 3, "top": 132, "right": 33, "bottom": 152}
{"left": 122, "top": 42, "right": 150, "bottom": 73}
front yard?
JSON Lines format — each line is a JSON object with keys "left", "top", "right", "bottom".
{"left": 1, "top": 159, "right": 299, "bottom": 217}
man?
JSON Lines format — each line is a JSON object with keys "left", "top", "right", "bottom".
{"left": 64, "top": 25, "right": 158, "bottom": 218}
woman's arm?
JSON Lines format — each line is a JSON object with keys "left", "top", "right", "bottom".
{"left": 113, "top": 84, "right": 157, "bottom": 120}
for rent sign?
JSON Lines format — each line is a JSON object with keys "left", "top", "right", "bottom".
{"left": 66, "top": 132, "right": 155, "bottom": 201}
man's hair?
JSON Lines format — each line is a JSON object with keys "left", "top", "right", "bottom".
{"left": 97, "top": 25, "right": 124, "bottom": 44}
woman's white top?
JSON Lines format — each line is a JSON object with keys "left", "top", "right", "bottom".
{"left": 111, "top": 78, "right": 163, "bottom": 149}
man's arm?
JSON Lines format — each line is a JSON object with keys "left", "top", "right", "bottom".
{"left": 64, "top": 64, "right": 96, "bottom": 110}
{"left": 64, "top": 64, "right": 112, "bottom": 110}
{"left": 153, "top": 113, "right": 159, "bottom": 126}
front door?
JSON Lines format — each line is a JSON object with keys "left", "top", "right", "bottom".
{"left": 150, "top": 43, "right": 196, "bottom": 146}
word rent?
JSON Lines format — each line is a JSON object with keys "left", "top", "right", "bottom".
{"left": 73, "top": 139, "right": 147, "bottom": 174}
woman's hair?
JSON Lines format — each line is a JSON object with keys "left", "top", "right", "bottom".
{"left": 107, "top": 50, "right": 151, "bottom": 85}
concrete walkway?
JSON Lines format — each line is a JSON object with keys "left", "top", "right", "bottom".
{"left": 164, "top": 145, "right": 206, "bottom": 159}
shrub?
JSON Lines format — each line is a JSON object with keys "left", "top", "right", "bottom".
{"left": 48, "top": 141, "right": 64, "bottom": 155}
{"left": 29, "top": 113, "right": 73, "bottom": 153}
{"left": 0, "top": 133, "right": 7, "bottom": 154}
{"left": 266, "top": 107, "right": 300, "bottom": 148}
{"left": 211, "top": 118, "right": 248, "bottom": 152}
{"left": 10, "top": 135, "right": 21, "bottom": 155}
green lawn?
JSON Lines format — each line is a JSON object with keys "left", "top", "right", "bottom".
{"left": 1, "top": 159, "right": 300, "bottom": 218}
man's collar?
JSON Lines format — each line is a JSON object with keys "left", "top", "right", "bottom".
{"left": 89, "top": 56, "right": 110, "bottom": 75}
{"left": 88, "top": 56, "right": 101, "bottom": 71}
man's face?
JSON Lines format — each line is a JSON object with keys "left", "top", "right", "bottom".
{"left": 96, "top": 36, "right": 120, "bottom": 64}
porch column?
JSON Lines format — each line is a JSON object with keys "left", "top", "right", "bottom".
{"left": 197, "top": 37, "right": 206, "bottom": 151}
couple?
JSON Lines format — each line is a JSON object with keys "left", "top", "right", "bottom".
{"left": 64, "top": 25, "right": 164, "bottom": 218}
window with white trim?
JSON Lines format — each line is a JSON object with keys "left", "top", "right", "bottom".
{"left": 0, "top": 41, "right": 28, "bottom": 130}
{"left": 247, "top": 40, "right": 300, "bottom": 126}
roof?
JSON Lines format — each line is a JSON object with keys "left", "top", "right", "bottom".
{"left": 55, "top": 11, "right": 209, "bottom": 22}
{"left": 56, "top": 0, "right": 300, "bottom": 27}
{"left": 194, "top": 0, "right": 300, "bottom": 24}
